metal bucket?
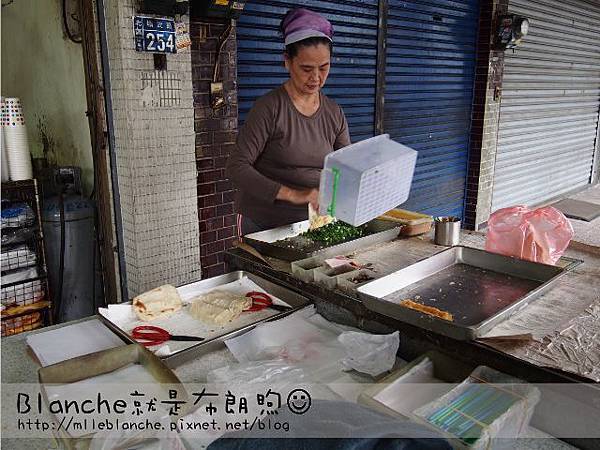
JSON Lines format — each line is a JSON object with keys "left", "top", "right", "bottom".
{"left": 434, "top": 217, "right": 461, "bottom": 246}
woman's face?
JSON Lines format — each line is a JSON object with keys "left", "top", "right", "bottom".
{"left": 285, "top": 43, "right": 331, "bottom": 96}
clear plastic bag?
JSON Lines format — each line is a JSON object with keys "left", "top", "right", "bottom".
{"left": 201, "top": 358, "right": 341, "bottom": 440}
{"left": 224, "top": 311, "right": 347, "bottom": 366}
{"left": 1, "top": 266, "right": 38, "bottom": 284}
{"left": 223, "top": 310, "right": 402, "bottom": 386}
{"left": 207, "top": 359, "right": 309, "bottom": 390}
{"left": 485, "top": 206, "right": 573, "bottom": 265}
{"left": 1, "top": 227, "right": 35, "bottom": 246}
{"left": 338, "top": 331, "right": 399, "bottom": 377}
{"left": 0, "top": 202, "right": 35, "bottom": 229}
{"left": 89, "top": 416, "right": 186, "bottom": 450}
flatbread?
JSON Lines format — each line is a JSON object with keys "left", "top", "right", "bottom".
{"left": 189, "top": 290, "right": 252, "bottom": 326}
{"left": 132, "top": 284, "right": 182, "bottom": 321}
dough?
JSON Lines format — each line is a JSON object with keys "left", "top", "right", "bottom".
{"left": 189, "top": 290, "right": 252, "bottom": 326}
{"left": 132, "top": 284, "right": 182, "bottom": 321}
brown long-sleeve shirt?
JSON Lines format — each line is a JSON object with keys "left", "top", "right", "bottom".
{"left": 226, "top": 85, "right": 350, "bottom": 229}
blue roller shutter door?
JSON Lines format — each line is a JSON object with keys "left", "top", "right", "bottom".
{"left": 384, "top": 0, "right": 480, "bottom": 218}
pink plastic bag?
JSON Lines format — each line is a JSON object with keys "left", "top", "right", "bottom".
{"left": 485, "top": 206, "right": 574, "bottom": 265}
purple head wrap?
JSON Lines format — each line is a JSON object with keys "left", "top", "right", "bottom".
{"left": 281, "top": 8, "right": 333, "bottom": 46}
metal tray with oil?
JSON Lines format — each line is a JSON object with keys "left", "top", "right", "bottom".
{"left": 357, "top": 246, "right": 582, "bottom": 340}
{"left": 38, "top": 344, "right": 188, "bottom": 449}
{"left": 243, "top": 219, "right": 401, "bottom": 261}
{"left": 100, "top": 271, "right": 312, "bottom": 368}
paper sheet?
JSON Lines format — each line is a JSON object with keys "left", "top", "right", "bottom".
{"left": 27, "top": 319, "right": 125, "bottom": 367}
{"left": 45, "top": 364, "right": 170, "bottom": 438}
{"left": 99, "top": 277, "right": 292, "bottom": 356}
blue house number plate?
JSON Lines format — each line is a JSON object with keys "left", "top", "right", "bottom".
{"left": 134, "top": 16, "right": 176, "bottom": 54}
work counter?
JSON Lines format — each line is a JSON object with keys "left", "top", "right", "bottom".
{"left": 2, "top": 230, "right": 600, "bottom": 449}
{"left": 226, "top": 230, "right": 600, "bottom": 384}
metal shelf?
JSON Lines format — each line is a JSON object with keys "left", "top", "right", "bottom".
{"left": 1, "top": 179, "right": 52, "bottom": 335}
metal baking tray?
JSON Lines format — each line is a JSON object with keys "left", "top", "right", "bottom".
{"left": 243, "top": 219, "right": 401, "bottom": 261}
{"left": 357, "top": 246, "right": 582, "bottom": 340}
{"left": 100, "top": 271, "right": 312, "bottom": 368}
{"left": 38, "top": 344, "right": 188, "bottom": 449}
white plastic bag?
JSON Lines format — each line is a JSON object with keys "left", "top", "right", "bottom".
{"left": 338, "top": 331, "right": 399, "bottom": 376}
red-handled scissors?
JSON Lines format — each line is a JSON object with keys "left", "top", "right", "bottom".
{"left": 131, "top": 325, "right": 205, "bottom": 347}
{"left": 245, "top": 291, "right": 292, "bottom": 312}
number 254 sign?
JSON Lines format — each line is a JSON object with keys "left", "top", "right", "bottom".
{"left": 134, "top": 16, "right": 176, "bottom": 54}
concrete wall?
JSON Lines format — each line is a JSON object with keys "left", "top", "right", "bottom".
{"left": 464, "top": 0, "right": 508, "bottom": 229}
{"left": 1, "top": 0, "right": 94, "bottom": 194}
{"left": 103, "top": 0, "right": 201, "bottom": 297}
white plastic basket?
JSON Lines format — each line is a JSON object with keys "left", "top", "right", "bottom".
{"left": 319, "top": 134, "right": 417, "bottom": 226}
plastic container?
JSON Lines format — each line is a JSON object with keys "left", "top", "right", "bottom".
{"left": 291, "top": 255, "right": 325, "bottom": 283}
{"left": 336, "top": 269, "right": 377, "bottom": 294}
{"left": 379, "top": 208, "right": 433, "bottom": 236}
{"left": 314, "top": 265, "right": 359, "bottom": 290}
{"left": 319, "top": 134, "right": 418, "bottom": 226}
{"left": 358, "top": 351, "right": 473, "bottom": 420}
{"left": 414, "top": 366, "right": 540, "bottom": 450}
{"left": 359, "top": 351, "right": 540, "bottom": 450}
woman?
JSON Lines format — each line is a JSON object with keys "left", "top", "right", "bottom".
{"left": 226, "top": 8, "right": 350, "bottom": 235}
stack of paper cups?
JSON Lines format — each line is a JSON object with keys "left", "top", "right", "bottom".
{"left": 3, "top": 97, "right": 33, "bottom": 181}
{"left": 1, "top": 99, "right": 9, "bottom": 182}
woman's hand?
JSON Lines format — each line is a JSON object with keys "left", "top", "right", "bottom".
{"left": 277, "top": 186, "right": 319, "bottom": 211}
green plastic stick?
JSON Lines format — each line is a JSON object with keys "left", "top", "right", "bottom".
{"left": 327, "top": 167, "right": 341, "bottom": 216}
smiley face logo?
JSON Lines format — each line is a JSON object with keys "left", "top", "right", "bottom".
{"left": 287, "top": 389, "right": 311, "bottom": 414}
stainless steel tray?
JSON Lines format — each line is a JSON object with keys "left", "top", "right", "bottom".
{"left": 357, "top": 246, "right": 582, "bottom": 340}
{"left": 243, "top": 219, "right": 401, "bottom": 261}
{"left": 100, "top": 271, "right": 311, "bottom": 367}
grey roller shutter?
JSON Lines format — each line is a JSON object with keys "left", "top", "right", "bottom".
{"left": 491, "top": 0, "right": 600, "bottom": 211}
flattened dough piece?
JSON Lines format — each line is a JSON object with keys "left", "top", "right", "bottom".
{"left": 189, "top": 302, "right": 239, "bottom": 326}
{"left": 189, "top": 290, "right": 252, "bottom": 326}
{"left": 199, "top": 290, "right": 252, "bottom": 311}
{"left": 132, "top": 284, "right": 182, "bottom": 321}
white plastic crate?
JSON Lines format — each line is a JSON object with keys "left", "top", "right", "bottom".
{"left": 319, "top": 134, "right": 417, "bottom": 226}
